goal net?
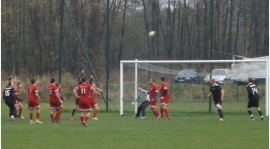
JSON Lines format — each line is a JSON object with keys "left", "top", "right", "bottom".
{"left": 119, "top": 59, "right": 269, "bottom": 117}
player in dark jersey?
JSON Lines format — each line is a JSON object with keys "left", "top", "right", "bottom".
{"left": 246, "top": 78, "right": 264, "bottom": 121}
{"left": 3, "top": 82, "right": 16, "bottom": 121}
{"left": 6, "top": 78, "right": 18, "bottom": 118}
{"left": 207, "top": 78, "right": 225, "bottom": 121}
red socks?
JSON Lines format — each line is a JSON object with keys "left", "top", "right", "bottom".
{"left": 85, "top": 116, "right": 89, "bottom": 122}
{"left": 30, "top": 113, "right": 33, "bottom": 120}
{"left": 80, "top": 116, "right": 84, "bottom": 123}
{"left": 54, "top": 110, "right": 62, "bottom": 120}
{"left": 160, "top": 108, "right": 163, "bottom": 118}
{"left": 94, "top": 110, "right": 98, "bottom": 118}
{"left": 163, "top": 108, "right": 170, "bottom": 118}
{"left": 152, "top": 108, "right": 159, "bottom": 117}
{"left": 36, "top": 112, "right": 40, "bottom": 119}
{"left": 50, "top": 114, "right": 54, "bottom": 123}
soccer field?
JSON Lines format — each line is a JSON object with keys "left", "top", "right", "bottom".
{"left": 1, "top": 101, "right": 269, "bottom": 149}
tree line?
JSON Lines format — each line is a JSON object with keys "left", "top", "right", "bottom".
{"left": 1, "top": 0, "right": 268, "bottom": 77}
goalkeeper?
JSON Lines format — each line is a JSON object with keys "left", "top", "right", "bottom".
{"left": 132, "top": 86, "right": 150, "bottom": 119}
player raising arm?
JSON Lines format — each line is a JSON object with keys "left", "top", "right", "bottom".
{"left": 148, "top": 79, "right": 160, "bottom": 118}
{"left": 47, "top": 78, "right": 63, "bottom": 123}
{"left": 73, "top": 77, "right": 92, "bottom": 127}
{"left": 246, "top": 78, "right": 264, "bottom": 121}
{"left": 132, "top": 86, "right": 149, "bottom": 119}
{"left": 27, "top": 79, "right": 42, "bottom": 124}
{"left": 159, "top": 77, "right": 171, "bottom": 119}
{"left": 207, "top": 78, "right": 224, "bottom": 121}
{"left": 90, "top": 82, "right": 103, "bottom": 120}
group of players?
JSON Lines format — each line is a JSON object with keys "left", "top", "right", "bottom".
{"left": 2, "top": 70, "right": 103, "bottom": 127}
{"left": 70, "top": 70, "right": 104, "bottom": 127}
{"left": 2, "top": 73, "right": 264, "bottom": 125}
{"left": 133, "top": 77, "right": 171, "bottom": 119}
{"left": 133, "top": 77, "right": 264, "bottom": 121}
{"left": 207, "top": 77, "right": 264, "bottom": 121}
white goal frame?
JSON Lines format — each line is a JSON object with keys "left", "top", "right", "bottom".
{"left": 120, "top": 59, "right": 269, "bottom": 116}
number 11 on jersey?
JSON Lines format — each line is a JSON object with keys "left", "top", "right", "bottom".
{"left": 81, "top": 88, "right": 86, "bottom": 94}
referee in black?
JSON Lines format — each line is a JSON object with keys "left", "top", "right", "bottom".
{"left": 207, "top": 78, "right": 225, "bottom": 121}
{"left": 246, "top": 77, "right": 264, "bottom": 121}
{"left": 3, "top": 82, "right": 16, "bottom": 121}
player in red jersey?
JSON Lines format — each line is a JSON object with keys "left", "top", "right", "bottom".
{"left": 159, "top": 77, "right": 171, "bottom": 119}
{"left": 47, "top": 78, "right": 63, "bottom": 123}
{"left": 90, "top": 83, "right": 104, "bottom": 120}
{"left": 148, "top": 79, "right": 160, "bottom": 118}
{"left": 73, "top": 77, "right": 92, "bottom": 127}
{"left": 27, "top": 79, "right": 43, "bottom": 124}
{"left": 70, "top": 70, "right": 85, "bottom": 121}
{"left": 15, "top": 82, "right": 24, "bottom": 119}
{"left": 56, "top": 83, "right": 66, "bottom": 102}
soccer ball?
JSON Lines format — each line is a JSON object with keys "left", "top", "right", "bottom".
{"left": 148, "top": 31, "right": 155, "bottom": 37}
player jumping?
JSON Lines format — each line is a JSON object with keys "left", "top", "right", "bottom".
{"left": 246, "top": 78, "right": 264, "bottom": 121}
{"left": 207, "top": 78, "right": 225, "bottom": 121}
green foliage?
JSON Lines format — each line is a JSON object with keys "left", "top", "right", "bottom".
{"left": 1, "top": 101, "right": 268, "bottom": 149}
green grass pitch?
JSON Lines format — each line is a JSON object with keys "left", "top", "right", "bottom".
{"left": 1, "top": 101, "right": 268, "bottom": 149}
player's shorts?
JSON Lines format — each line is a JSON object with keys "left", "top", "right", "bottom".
{"left": 247, "top": 99, "right": 259, "bottom": 108}
{"left": 75, "top": 98, "right": 80, "bottom": 105}
{"left": 28, "top": 100, "right": 40, "bottom": 110}
{"left": 50, "top": 100, "right": 62, "bottom": 110}
{"left": 213, "top": 98, "right": 222, "bottom": 106}
{"left": 150, "top": 99, "right": 157, "bottom": 108}
{"left": 79, "top": 99, "right": 91, "bottom": 112}
{"left": 90, "top": 99, "right": 98, "bottom": 108}
{"left": 15, "top": 100, "right": 22, "bottom": 106}
{"left": 161, "top": 97, "right": 170, "bottom": 106}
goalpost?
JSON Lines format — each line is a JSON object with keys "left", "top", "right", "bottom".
{"left": 120, "top": 59, "right": 269, "bottom": 116}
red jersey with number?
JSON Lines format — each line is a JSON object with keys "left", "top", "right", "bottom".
{"left": 149, "top": 83, "right": 158, "bottom": 99}
{"left": 47, "top": 83, "right": 59, "bottom": 102}
{"left": 76, "top": 83, "right": 92, "bottom": 100}
{"left": 28, "top": 84, "right": 38, "bottom": 100}
{"left": 160, "top": 82, "right": 170, "bottom": 98}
